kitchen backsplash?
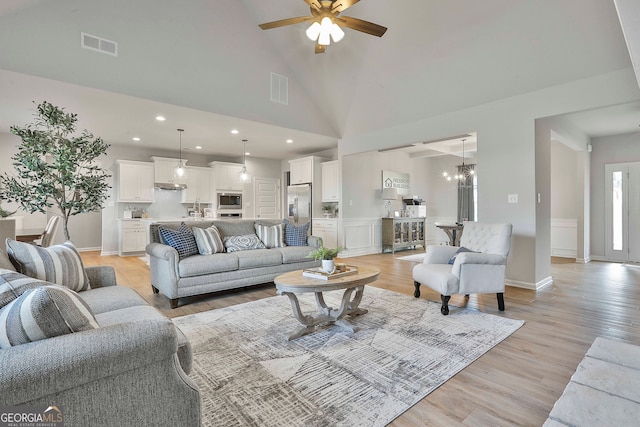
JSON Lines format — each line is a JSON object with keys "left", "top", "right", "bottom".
{"left": 118, "top": 189, "right": 211, "bottom": 219}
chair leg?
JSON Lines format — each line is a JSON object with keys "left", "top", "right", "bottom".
{"left": 497, "top": 292, "right": 505, "bottom": 311}
{"left": 440, "top": 295, "right": 451, "bottom": 315}
{"left": 170, "top": 298, "right": 179, "bottom": 309}
{"left": 414, "top": 281, "right": 421, "bottom": 298}
{"left": 151, "top": 285, "right": 159, "bottom": 294}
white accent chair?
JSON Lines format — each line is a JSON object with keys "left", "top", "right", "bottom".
{"left": 412, "top": 221, "right": 513, "bottom": 315}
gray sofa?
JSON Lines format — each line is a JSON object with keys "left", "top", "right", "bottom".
{"left": 0, "top": 262, "right": 201, "bottom": 427}
{"left": 146, "top": 219, "right": 322, "bottom": 308}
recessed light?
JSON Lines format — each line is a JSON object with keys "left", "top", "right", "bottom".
{"left": 286, "top": 139, "right": 293, "bottom": 144}
{"left": 155, "top": 115, "right": 166, "bottom": 121}
{"left": 195, "top": 146, "right": 202, "bottom": 150}
{"left": 132, "top": 137, "right": 141, "bottom": 141}
{"left": 245, "top": 152, "right": 250, "bottom": 156}
{"left": 231, "top": 129, "right": 239, "bottom": 134}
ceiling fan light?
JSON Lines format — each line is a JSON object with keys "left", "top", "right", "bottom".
{"left": 306, "top": 22, "right": 321, "bottom": 41}
{"left": 318, "top": 31, "right": 331, "bottom": 46}
{"left": 330, "top": 23, "right": 344, "bottom": 43}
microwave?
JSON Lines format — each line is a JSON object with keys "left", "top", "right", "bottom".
{"left": 217, "top": 193, "right": 242, "bottom": 210}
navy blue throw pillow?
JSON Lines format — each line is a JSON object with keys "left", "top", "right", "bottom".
{"left": 283, "top": 219, "right": 310, "bottom": 246}
{"left": 158, "top": 223, "right": 199, "bottom": 259}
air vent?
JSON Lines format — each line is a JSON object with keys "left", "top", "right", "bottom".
{"left": 270, "top": 72, "right": 288, "bottom": 105}
{"left": 81, "top": 32, "right": 118, "bottom": 56}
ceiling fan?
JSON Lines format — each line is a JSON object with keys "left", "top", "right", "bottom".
{"left": 258, "top": 0, "right": 387, "bottom": 54}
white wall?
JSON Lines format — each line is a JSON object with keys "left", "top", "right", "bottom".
{"left": 339, "top": 68, "right": 640, "bottom": 288}
{"left": 551, "top": 141, "right": 578, "bottom": 219}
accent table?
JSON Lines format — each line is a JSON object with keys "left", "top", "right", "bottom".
{"left": 274, "top": 266, "right": 380, "bottom": 340}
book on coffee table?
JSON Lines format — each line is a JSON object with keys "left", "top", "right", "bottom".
{"left": 302, "top": 265, "right": 358, "bottom": 280}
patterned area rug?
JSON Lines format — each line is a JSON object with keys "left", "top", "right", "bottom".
{"left": 173, "top": 286, "right": 524, "bottom": 426}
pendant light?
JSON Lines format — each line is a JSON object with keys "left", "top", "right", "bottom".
{"left": 238, "top": 139, "right": 250, "bottom": 183}
{"left": 175, "top": 128, "right": 185, "bottom": 178}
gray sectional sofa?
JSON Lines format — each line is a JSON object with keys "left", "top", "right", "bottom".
{"left": 0, "top": 261, "right": 201, "bottom": 427}
{"left": 146, "top": 219, "right": 322, "bottom": 308}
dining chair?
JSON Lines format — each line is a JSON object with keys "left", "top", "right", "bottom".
{"left": 35, "top": 215, "right": 62, "bottom": 247}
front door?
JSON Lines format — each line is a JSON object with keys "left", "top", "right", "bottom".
{"left": 605, "top": 162, "right": 640, "bottom": 262}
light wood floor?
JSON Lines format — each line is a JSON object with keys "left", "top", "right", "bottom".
{"left": 80, "top": 251, "right": 640, "bottom": 426}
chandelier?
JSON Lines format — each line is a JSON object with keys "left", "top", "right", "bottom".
{"left": 442, "top": 138, "right": 476, "bottom": 181}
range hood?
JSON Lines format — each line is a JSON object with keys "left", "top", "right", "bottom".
{"left": 154, "top": 182, "right": 187, "bottom": 190}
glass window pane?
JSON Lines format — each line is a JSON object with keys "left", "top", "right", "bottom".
{"left": 613, "top": 171, "right": 623, "bottom": 251}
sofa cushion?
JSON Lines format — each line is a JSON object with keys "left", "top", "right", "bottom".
{"left": 255, "top": 223, "right": 286, "bottom": 249}
{"left": 234, "top": 249, "right": 282, "bottom": 269}
{"left": 283, "top": 219, "right": 310, "bottom": 246}
{"left": 179, "top": 253, "right": 239, "bottom": 278}
{"left": 159, "top": 224, "right": 199, "bottom": 259}
{"left": 79, "top": 286, "right": 149, "bottom": 315}
{"left": 193, "top": 226, "right": 225, "bottom": 255}
{"left": 6, "top": 240, "right": 90, "bottom": 292}
{"left": 211, "top": 220, "right": 257, "bottom": 238}
{"left": 276, "top": 246, "right": 316, "bottom": 264}
{"left": 0, "top": 285, "right": 98, "bottom": 348}
{"left": 223, "top": 234, "right": 266, "bottom": 253}
{"left": 1, "top": 269, "right": 51, "bottom": 309}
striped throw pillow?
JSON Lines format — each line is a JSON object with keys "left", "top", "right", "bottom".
{"left": 6, "top": 240, "right": 90, "bottom": 292}
{"left": 193, "top": 226, "right": 225, "bottom": 255}
{"left": 255, "top": 223, "right": 286, "bottom": 249}
{"left": 0, "top": 268, "right": 51, "bottom": 309}
{"left": 0, "top": 285, "right": 98, "bottom": 348}
{"left": 158, "top": 225, "right": 199, "bottom": 259}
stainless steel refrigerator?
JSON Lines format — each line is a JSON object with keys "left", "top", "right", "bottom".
{"left": 287, "top": 184, "right": 312, "bottom": 229}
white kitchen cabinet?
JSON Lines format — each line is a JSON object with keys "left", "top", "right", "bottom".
{"left": 182, "top": 167, "right": 212, "bottom": 204}
{"left": 119, "top": 220, "right": 147, "bottom": 255}
{"left": 116, "top": 160, "right": 154, "bottom": 202}
{"left": 151, "top": 157, "right": 187, "bottom": 185}
{"left": 321, "top": 160, "right": 339, "bottom": 202}
{"left": 312, "top": 219, "right": 338, "bottom": 249}
{"left": 209, "top": 161, "right": 244, "bottom": 191}
{"left": 289, "top": 156, "right": 314, "bottom": 184}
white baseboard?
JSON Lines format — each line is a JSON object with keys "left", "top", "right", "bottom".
{"left": 506, "top": 275, "right": 552, "bottom": 290}
{"left": 100, "top": 250, "right": 118, "bottom": 256}
{"left": 77, "top": 246, "right": 102, "bottom": 252}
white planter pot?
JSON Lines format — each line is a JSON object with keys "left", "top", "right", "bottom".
{"left": 321, "top": 259, "right": 335, "bottom": 274}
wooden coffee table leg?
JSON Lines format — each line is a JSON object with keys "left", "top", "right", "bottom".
{"left": 279, "top": 286, "right": 369, "bottom": 340}
{"left": 280, "top": 291, "right": 329, "bottom": 341}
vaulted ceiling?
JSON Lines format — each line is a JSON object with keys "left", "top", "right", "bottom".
{"left": 0, "top": 0, "right": 636, "bottom": 159}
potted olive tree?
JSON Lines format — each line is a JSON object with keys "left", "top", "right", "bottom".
{"left": 307, "top": 246, "right": 343, "bottom": 274}
{"left": 1, "top": 101, "right": 111, "bottom": 241}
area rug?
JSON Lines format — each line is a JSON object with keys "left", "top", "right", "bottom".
{"left": 396, "top": 253, "right": 425, "bottom": 262}
{"left": 173, "top": 286, "right": 524, "bottom": 427}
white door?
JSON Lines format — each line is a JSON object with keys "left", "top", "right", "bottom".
{"left": 605, "top": 162, "right": 640, "bottom": 262}
{"left": 254, "top": 178, "right": 280, "bottom": 219}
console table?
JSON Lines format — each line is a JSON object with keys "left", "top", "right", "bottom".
{"left": 381, "top": 217, "right": 426, "bottom": 253}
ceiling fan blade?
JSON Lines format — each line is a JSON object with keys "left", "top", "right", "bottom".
{"left": 315, "top": 43, "right": 327, "bottom": 54}
{"left": 335, "top": 15, "right": 387, "bottom": 37}
{"left": 259, "top": 16, "right": 312, "bottom": 30}
{"left": 304, "top": 0, "right": 322, "bottom": 12}
{"left": 331, "top": 0, "right": 360, "bottom": 14}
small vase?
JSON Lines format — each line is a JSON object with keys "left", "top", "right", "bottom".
{"left": 322, "top": 259, "right": 335, "bottom": 274}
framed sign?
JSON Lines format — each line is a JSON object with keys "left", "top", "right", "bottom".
{"left": 382, "top": 170, "right": 410, "bottom": 196}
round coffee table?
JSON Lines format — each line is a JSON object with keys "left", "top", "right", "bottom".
{"left": 274, "top": 265, "right": 380, "bottom": 340}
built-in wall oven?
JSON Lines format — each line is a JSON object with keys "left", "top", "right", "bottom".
{"left": 217, "top": 193, "right": 242, "bottom": 210}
